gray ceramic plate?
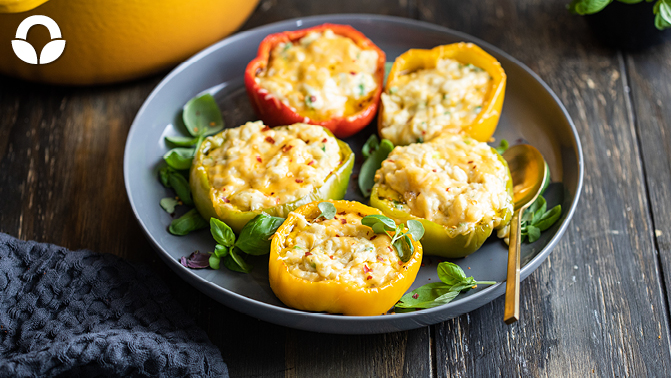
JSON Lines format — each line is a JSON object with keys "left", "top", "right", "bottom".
{"left": 124, "top": 14, "right": 583, "bottom": 334}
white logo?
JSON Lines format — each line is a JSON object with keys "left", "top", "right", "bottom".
{"left": 12, "top": 15, "right": 66, "bottom": 65}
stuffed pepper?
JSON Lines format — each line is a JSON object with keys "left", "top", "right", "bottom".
{"left": 370, "top": 133, "right": 513, "bottom": 258}
{"left": 245, "top": 24, "right": 386, "bottom": 138}
{"left": 379, "top": 43, "right": 506, "bottom": 146}
{"left": 269, "top": 200, "right": 422, "bottom": 316}
{"left": 190, "top": 121, "right": 354, "bottom": 233}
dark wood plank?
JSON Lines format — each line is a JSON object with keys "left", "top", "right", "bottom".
{"left": 417, "top": 0, "right": 671, "bottom": 376}
{"left": 625, "top": 43, "right": 671, "bottom": 307}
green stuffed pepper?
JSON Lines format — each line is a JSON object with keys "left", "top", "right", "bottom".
{"left": 190, "top": 121, "right": 354, "bottom": 233}
{"left": 370, "top": 133, "right": 513, "bottom": 258}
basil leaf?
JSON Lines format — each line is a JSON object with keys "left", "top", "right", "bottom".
{"left": 169, "top": 209, "right": 208, "bottom": 236}
{"left": 362, "top": 134, "right": 379, "bottom": 158}
{"left": 183, "top": 93, "right": 224, "bottom": 137}
{"left": 165, "top": 135, "right": 200, "bottom": 147}
{"left": 437, "top": 262, "right": 468, "bottom": 286}
{"left": 214, "top": 244, "right": 230, "bottom": 258}
{"left": 494, "top": 139, "right": 509, "bottom": 155}
{"left": 568, "top": 0, "right": 611, "bottom": 14}
{"left": 235, "top": 214, "right": 285, "bottom": 255}
{"left": 210, "top": 218, "right": 235, "bottom": 247}
{"left": 406, "top": 219, "right": 425, "bottom": 242}
{"left": 395, "top": 282, "right": 455, "bottom": 309}
{"left": 534, "top": 205, "right": 562, "bottom": 231}
{"left": 361, "top": 214, "right": 397, "bottom": 232}
{"left": 318, "top": 202, "right": 336, "bottom": 220}
{"left": 180, "top": 251, "right": 210, "bottom": 269}
{"left": 526, "top": 225, "right": 541, "bottom": 243}
{"left": 654, "top": 0, "right": 672, "bottom": 30}
{"left": 209, "top": 254, "right": 221, "bottom": 270}
{"left": 163, "top": 147, "right": 195, "bottom": 170}
{"left": 167, "top": 171, "right": 192, "bottom": 206}
{"left": 224, "top": 247, "right": 253, "bottom": 273}
{"left": 160, "top": 197, "right": 179, "bottom": 214}
{"left": 532, "top": 196, "right": 547, "bottom": 223}
{"left": 159, "top": 166, "right": 175, "bottom": 187}
{"left": 359, "top": 139, "right": 394, "bottom": 197}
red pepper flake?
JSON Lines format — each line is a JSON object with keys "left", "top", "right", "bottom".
{"left": 446, "top": 188, "right": 451, "bottom": 191}
{"left": 468, "top": 160, "right": 473, "bottom": 164}
{"left": 321, "top": 138, "right": 327, "bottom": 143}
{"left": 340, "top": 218, "right": 347, "bottom": 225}
{"left": 367, "top": 275, "right": 373, "bottom": 280}
{"left": 193, "top": 127, "right": 199, "bottom": 132}
{"left": 338, "top": 211, "right": 346, "bottom": 215}
{"left": 421, "top": 130, "right": 426, "bottom": 135}
{"left": 421, "top": 263, "right": 425, "bottom": 267}
{"left": 432, "top": 169, "right": 437, "bottom": 172}
{"left": 270, "top": 192, "right": 274, "bottom": 196}
{"left": 357, "top": 212, "right": 365, "bottom": 218}
{"left": 350, "top": 71, "right": 356, "bottom": 75}
{"left": 265, "top": 136, "right": 275, "bottom": 144}
{"left": 295, "top": 179, "right": 304, "bottom": 183}
{"left": 370, "top": 235, "right": 377, "bottom": 241}
{"left": 377, "top": 255, "right": 384, "bottom": 262}
{"left": 209, "top": 121, "right": 216, "bottom": 126}
{"left": 388, "top": 246, "right": 393, "bottom": 252}
{"left": 256, "top": 156, "right": 262, "bottom": 163}
{"left": 307, "top": 160, "right": 315, "bottom": 166}
{"left": 335, "top": 235, "right": 340, "bottom": 237}
{"left": 329, "top": 255, "right": 334, "bottom": 260}
{"left": 282, "top": 144, "right": 293, "bottom": 153}
{"left": 309, "top": 95, "right": 317, "bottom": 103}
{"left": 387, "top": 160, "right": 394, "bottom": 163}
{"left": 363, "top": 265, "right": 372, "bottom": 273}
{"left": 305, "top": 252, "right": 312, "bottom": 256}
{"left": 412, "top": 293, "right": 419, "bottom": 299}
{"left": 398, "top": 261, "right": 404, "bottom": 265}
{"left": 223, "top": 198, "right": 230, "bottom": 203}
{"left": 261, "top": 125, "right": 270, "bottom": 132}
{"left": 468, "top": 267, "right": 471, "bottom": 270}
{"left": 473, "top": 165, "right": 477, "bottom": 169}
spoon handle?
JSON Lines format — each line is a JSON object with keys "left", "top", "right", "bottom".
{"left": 504, "top": 208, "right": 523, "bottom": 324}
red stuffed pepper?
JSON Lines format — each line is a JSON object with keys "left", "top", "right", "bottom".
{"left": 244, "top": 24, "right": 386, "bottom": 138}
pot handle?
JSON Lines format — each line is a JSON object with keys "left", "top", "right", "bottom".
{"left": 0, "top": 0, "right": 50, "bottom": 13}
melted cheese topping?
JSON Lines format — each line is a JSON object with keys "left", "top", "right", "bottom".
{"left": 279, "top": 211, "right": 403, "bottom": 287}
{"left": 374, "top": 133, "right": 511, "bottom": 234}
{"left": 380, "top": 58, "right": 492, "bottom": 145}
{"left": 200, "top": 121, "right": 341, "bottom": 212}
{"left": 255, "top": 29, "right": 379, "bottom": 121}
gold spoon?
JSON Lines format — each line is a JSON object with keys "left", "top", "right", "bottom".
{"left": 502, "top": 144, "right": 548, "bottom": 324}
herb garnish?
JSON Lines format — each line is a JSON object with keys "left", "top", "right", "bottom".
{"left": 208, "top": 218, "right": 253, "bottom": 273}
{"left": 168, "top": 209, "right": 208, "bottom": 236}
{"left": 360, "top": 215, "right": 424, "bottom": 262}
{"left": 317, "top": 202, "right": 337, "bottom": 220}
{"left": 235, "top": 214, "right": 284, "bottom": 256}
{"left": 395, "top": 262, "right": 495, "bottom": 310}
{"left": 494, "top": 139, "right": 509, "bottom": 155}
{"left": 358, "top": 135, "right": 394, "bottom": 197}
{"left": 521, "top": 195, "right": 562, "bottom": 243}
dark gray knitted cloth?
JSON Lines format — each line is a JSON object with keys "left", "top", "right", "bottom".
{"left": 0, "top": 233, "right": 228, "bottom": 377}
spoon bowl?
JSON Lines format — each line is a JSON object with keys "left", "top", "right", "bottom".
{"left": 502, "top": 144, "right": 548, "bottom": 324}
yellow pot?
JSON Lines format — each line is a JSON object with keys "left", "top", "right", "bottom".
{"left": 0, "top": 0, "right": 259, "bottom": 85}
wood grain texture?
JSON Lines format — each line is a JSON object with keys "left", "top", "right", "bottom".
{"left": 625, "top": 42, "right": 671, "bottom": 307}
{"left": 417, "top": 0, "right": 671, "bottom": 377}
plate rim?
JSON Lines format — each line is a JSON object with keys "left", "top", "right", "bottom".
{"left": 123, "top": 13, "right": 584, "bottom": 333}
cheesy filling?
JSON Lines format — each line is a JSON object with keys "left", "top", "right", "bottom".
{"left": 200, "top": 121, "right": 341, "bottom": 212}
{"left": 279, "top": 211, "right": 403, "bottom": 288}
{"left": 255, "top": 29, "right": 379, "bottom": 121}
{"left": 380, "top": 58, "right": 492, "bottom": 145}
{"left": 374, "top": 133, "right": 511, "bottom": 234}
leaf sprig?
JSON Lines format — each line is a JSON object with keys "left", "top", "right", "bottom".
{"left": 521, "top": 195, "right": 562, "bottom": 243}
{"left": 395, "top": 262, "right": 496, "bottom": 310}
{"left": 359, "top": 135, "right": 394, "bottom": 197}
{"left": 568, "top": 0, "right": 671, "bottom": 30}
{"left": 361, "top": 215, "right": 424, "bottom": 262}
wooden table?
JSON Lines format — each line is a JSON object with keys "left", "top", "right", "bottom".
{"left": 1, "top": 0, "right": 669, "bottom": 376}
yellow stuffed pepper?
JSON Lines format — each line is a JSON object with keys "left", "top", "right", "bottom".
{"left": 379, "top": 42, "right": 506, "bottom": 146}
{"left": 190, "top": 121, "right": 354, "bottom": 233}
{"left": 370, "top": 133, "right": 513, "bottom": 258}
{"left": 269, "top": 200, "right": 423, "bottom": 316}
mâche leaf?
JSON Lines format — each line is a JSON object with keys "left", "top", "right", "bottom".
{"left": 183, "top": 93, "right": 224, "bottom": 137}
{"left": 169, "top": 209, "right": 208, "bottom": 236}
{"left": 406, "top": 219, "right": 425, "bottom": 242}
{"left": 163, "top": 147, "right": 195, "bottom": 170}
{"left": 317, "top": 202, "right": 336, "bottom": 220}
{"left": 361, "top": 214, "right": 396, "bottom": 232}
{"left": 165, "top": 135, "right": 200, "bottom": 147}
{"left": 235, "top": 214, "right": 284, "bottom": 255}
{"left": 160, "top": 197, "right": 179, "bottom": 214}
{"left": 359, "top": 139, "right": 394, "bottom": 197}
